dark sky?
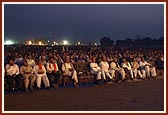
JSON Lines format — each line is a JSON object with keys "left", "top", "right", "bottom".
{"left": 4, "top": 4, "right": 164, "bottom": 44}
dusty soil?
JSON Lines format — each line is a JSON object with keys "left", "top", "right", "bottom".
{"left": 4, "top": 78, "right": 164, "bottom": 111}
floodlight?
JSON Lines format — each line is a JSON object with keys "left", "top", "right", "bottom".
{"left": 5, "top": 40, "right": 13, "bottom": 45}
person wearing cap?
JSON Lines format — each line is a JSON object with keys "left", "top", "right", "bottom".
{"left": 5, "top": 57, "right": 21, "bottom": 91}
{"left": 46, "top": 57, "right": 60, "bottom": 88}
{"left": 20, "top": 60, "right": 35, "bottom": 91}
{"left": 33, "top": 59, "right": 50, "bottom": 90}
{"left": 62, "top": 57, "right": 78, "bottom": 87}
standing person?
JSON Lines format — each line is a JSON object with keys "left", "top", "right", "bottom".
{"left": 62, "top": 57, "right": 78, "bottom": 87}
{"left": 99, "top": 55, "right": 113, "bottom": 82}
{"left": 20, "top": 60, "right": 35, "bottom": 92}
{"left": 33, "top": 60, "right": 50, "bottom": 90}
{"left": 139, "top": 57, "right": 157, "bottom": 79}
{"left": 5, "top": 58, "right": 21, "bottom": 91}
{"left": 90, "top": 57, "right": 102, "bottom": 83}
{"left": 110, "top": 57, "right": 126, "bottom": 81}
{"left": 121, "top": 58, "right": 134, "bottom": 80}
{"left": 46, "top": 57, "right": 60, "bottom": 88}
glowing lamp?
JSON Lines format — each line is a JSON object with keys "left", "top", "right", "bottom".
{"left": 5, "top": 40, "right": 13, "bottom": 45}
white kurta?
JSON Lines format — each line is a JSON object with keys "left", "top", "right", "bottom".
{"left": 5, "top": 64, "right": 19, "bottom": 76}
{"left": 110, "top": 62, "right": 125, "bottom": 79}
{"left": 121, "top": 62, "right": 134, "bottom": 79}
{"left": 62, "top": 63, "right": 78, "bottom": 83}
{"left": 99, "top": 61, "right": 112, "bottom": 80}
{"left": 46, "top": 63, "right": 59, "bottom": 73}
{"left": 139, "top": 61, "right": 157, "bottom": 78}
{"left": 20, "top": 65, "right": 35, "bottom": 89}
{"left": 90, "top": 62, "right": 102, "bottom": 80}
{"left": 33, "top": 65, "right": 50, "bottom": 88}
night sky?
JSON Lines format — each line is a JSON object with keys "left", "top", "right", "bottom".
{"left": 4, "top": 4, "right": 164, "bottom": 44}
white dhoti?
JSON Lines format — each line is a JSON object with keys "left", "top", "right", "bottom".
{"left": 63, "top": 70, "right": 78, "bottom": 83}
{"left": 36, "top": 74, "right": 50, "bottom": 88}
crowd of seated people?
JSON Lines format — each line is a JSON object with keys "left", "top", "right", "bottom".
{"left": 4, "top": 45, "right": 164, "bottom": 93}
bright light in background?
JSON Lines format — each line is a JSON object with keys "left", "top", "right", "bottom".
{"left": 5, "top": 40, "right": 13, "bottom": 45}
{"left": 94, "top": 43, "right": 98, "bottom": 46}
{"left": 77, "top": 41, "right": 81, "bottom": 45}
{"left": 63, "top": 40, "right": 68, "bottom": 45}
{"left": 53, "top": 41, "right": 58, "bottom": 45}
{"left": 39, "top": 41, "right": 42, "bottom": 45}
{"left": 28, "top": 41, "right": 32, "bottom": 45}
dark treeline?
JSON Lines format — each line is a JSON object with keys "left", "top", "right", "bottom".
{"left": 100, "top": 36, "right": 164, "bottom": 49}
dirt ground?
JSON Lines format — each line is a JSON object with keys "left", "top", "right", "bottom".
{"left": 4, "top": 78, "right": 164, "bottom": 111}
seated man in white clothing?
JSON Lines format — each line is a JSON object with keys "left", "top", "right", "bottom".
{"left": 130, "top": 57, "right": 143, "bottom": 79}
{"left": 46, "top": 57, "right": 60, "bottom": 88}
{"left": 110, "top": 57, "right": 126, "bottom": 81}
{"left": 139, "top": 57, "right": 157, "bottom": 79}
{"left": 121, "top": 58, "right": 134, "bottom": 80}
{"left": 5, "top": 57, "right": 21, "bottom": 91}
{"left": 33, "top": 59, "right": 50, "bottom": 90}
{"left": 99, "top": 55, "right": 113, "bottom": 82}
{"left": 90, "top": 57, "right": 102, "bottom": 84}
{"left": 20, "top": 60, "right": 35, "bottom": 91}
{"left": 62, "top": 57, "right": 78, "bottom": 87}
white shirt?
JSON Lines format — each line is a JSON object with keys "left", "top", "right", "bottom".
{"left": 90, "top": 62, "right": 101, "bottom": 73}
{"left": 99, "top": 61, "right": 109, "bottom": 72}
{"left": 20, "top": 65, "right": 33, "bottom": 75}
{"left": 62, "top": 63, "right": 74, "bottom": 75}
{"left": 46, "top": 62, "right": 59, "bottom": 73}
{"left": 139, "top": 61, "right": 152, "bottom": 67}
{"left": 27, "top": 59, "right": 36, "bottom": 67}
{"left": 121, "top": 62, "right": 132, "bottom": 70}
{"left": 33, "top": 64, "right": 46, "bottom": 76}
{"left": 62, "top": 63, "right": 73, "bottom": 72}
{"left": 130, "top": 61, "right": 139, "bottom": 69}
{"left": 5, "top": 64, "right": 19, "bottom": 76}
{"left": 110, "top": 62, "right": 121, "bottom": 70}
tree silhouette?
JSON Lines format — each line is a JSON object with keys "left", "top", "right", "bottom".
{"left": 100, "top": 36, "right": 114, "bottom": 46}
{"left": 114, "top": 36, "right": 164, "bottom": 49}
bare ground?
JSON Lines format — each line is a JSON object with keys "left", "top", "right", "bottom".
{"left": 4, "top": 78, "right": 164, "bottom": 111}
